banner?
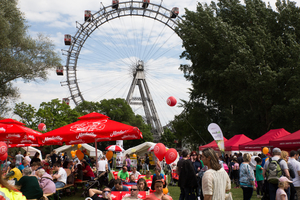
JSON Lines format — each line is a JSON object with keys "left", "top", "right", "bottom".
{"left": 207, "top": 123, "right": 225, "bottom": 154}
{"left": 116, "top": 140, "right": 123, "bottom": 168}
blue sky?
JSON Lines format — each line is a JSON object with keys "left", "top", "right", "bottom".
{"left": 13, "top": 0, "right": 287, "bottom": 126}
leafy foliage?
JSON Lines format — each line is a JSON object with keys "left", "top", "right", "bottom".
{"left": 0, "top": 0, "right": 61, "bottom": 115}
{"left": 175, "top": 0, "right": 300, "bottom": 141}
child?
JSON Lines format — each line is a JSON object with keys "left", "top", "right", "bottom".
{"left": 232, "top": 158, "right": 239, "bottom": 188}
{"left": 144, "top": 170, "right": 152, "bottom": 180}
{"left": 255, "top": 157, "right": 264, "bottom": 198}
{"left": 276, "top": 176, "right": 292, "bottom": 200}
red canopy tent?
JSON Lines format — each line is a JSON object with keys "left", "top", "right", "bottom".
{"left": 222, "top": 134, "right": 253, "bottom": 151}
{"left": 269, "top": 130, "right": 300, "bottom": 151}
{"left": 199, "top": 137, "right": 227, "bottom": 151}
{"left": 239, "top": 128, "right": 290, "bottom": 151}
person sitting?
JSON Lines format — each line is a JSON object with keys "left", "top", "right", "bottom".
{"left": 151, "top": 167, "right": 165, "bottom": 190}
{"left": 0, "top": 170, "right": 26, "bottom": 200}
{"left": 130, "top": 167, "right": 141, "bottom": 180}
{"left": 127, "top": 174, "right": 137, "bottom": 185}
{"left": 122, "top": 185, "right": 141, "bottom": 200}
{"left": 75, "top": 164, "right": 83, "bottom": 181}
{"left": 5, "top": 163, "right": 22, "bottom": 182}
{"left": 112, "top": 179, "right": 129, "bottom": 191}
{"left": 18, "top": 160, "right": 29, "bottom": 172}
{"left": 52, "top": 162, "right": 67, "bottom": 188}
{"left": 82, "top": 160, "right": 95, "bottom": 180}
{"left": 118, "top": 165, "right": 130, "bottom": 182}
{"left": 137, "top": 178, "right": 150, "bottom": 191}
{"left": 144, "top": 171, "right": 152, "bottom": 180}
{"left": 146, "top": 177, "right": 170, "bottom": 200}
{"left": 89, "top": 187, "right": 112, "bottom": 200}
{"left": 36, "top": 168, "right": 56, "bottom": 194}
{"left": 15, "top": 167, "right": 43, "bottom": 199}
{"left": 30, "top": 162, "right": 41, "bottom": 176}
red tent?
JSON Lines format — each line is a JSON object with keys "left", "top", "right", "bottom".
{"left": 223, "top": 134, "right": 253, "bottom": 151}
{"left": 269, "top": 130, "right": 300, "bottom": 151}
{"left": 199, "top": 137, "right": 227, "bottom": 151}
{"left": 239, "top": 128, "right": 290, "bottom": 151}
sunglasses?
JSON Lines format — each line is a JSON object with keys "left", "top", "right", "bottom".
{"left": 130, "top": 189, "right": 138, "bottom": 191}
{"left": 104, "top": 191, "right": 111, "bottom": 193}
{"left": 192, "top": 154, "right": 197, "bottom": 156}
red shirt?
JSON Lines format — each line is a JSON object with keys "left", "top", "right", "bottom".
{"left": 83, "top": 165, "right": 95, "bottom": 177}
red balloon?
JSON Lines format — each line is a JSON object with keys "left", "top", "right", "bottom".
{"left": 0, "top": 142, "right": 8, "bottom": 156}
{"left": 167, "top": 96, "right": 177, "bottom": 107}
{"left": 165, "top": 148, "right": 178, "bottom": 164}
{"left": 0, "top": 152, "right": 8, "bottom": 161}
{"left": 154, "top": 143, "right": 166, "bottom": 161}
{"left": 38, "top": 123, "right": 46, "bottom": 131}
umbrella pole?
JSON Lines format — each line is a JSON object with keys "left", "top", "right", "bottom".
{"left": 95, "top": 140, "right": 98, "bottom": 171}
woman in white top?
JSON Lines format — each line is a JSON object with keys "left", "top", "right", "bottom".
{"left": 201, "top": 148, "right": 231, "bottom": 200}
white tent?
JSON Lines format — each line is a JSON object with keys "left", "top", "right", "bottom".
{"left": 17, "top": 146, "right": 42, "bottom": 160}
{"left": 124, "top": 142, "right": 156, "bottom": 158}
{"left": 54, "top": 144, "right": 103, "bottom": 159}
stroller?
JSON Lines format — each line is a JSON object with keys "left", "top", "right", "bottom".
{"left": 81, "top": 172, "right": 108, "bottom": 198}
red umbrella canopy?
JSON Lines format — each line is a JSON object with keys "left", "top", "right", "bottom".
{"left": 105, "top": 145, "right": 125, "bottom": 152}
{"left": 0, "top": 119, "right": 43, "bottom": 144}
{"left": 38, "top": 112, "right": 143, "bottom": 145}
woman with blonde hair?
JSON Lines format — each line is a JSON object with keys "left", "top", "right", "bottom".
{"left": 239, "top": 153, "right": 256, "bottom": 200}
{"left": 201, "top": 148, "right": 231, "bottom": 200}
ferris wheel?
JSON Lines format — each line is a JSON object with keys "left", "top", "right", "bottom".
{"left": 59, "top": 0, "right": 190, "bottom": 140}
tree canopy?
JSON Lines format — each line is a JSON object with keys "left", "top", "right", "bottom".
{"left": 0, "top": 0, "right": 61, "bottom": 115}
{"left": 174, "top": 0, "right": 300, "bottom": 142}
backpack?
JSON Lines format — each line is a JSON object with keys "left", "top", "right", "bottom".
{"left": 266, "top": 158, "right": 283, "bottom": 184}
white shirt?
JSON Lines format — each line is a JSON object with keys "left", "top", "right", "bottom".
{"left": 57, "top": 167, "right": 67, "bottom": 184}
{"left": 202, "top": 168, "right": 231, "bottom": 200}
{"left": 130, "top": 171, "right": 141, "bottom": 180}
{"left": 250, "top": 156, "right": 258, "bottom": 170}
{"left": 98, "top": 160, "right": 108, "bottom": 172}
{"left": 15, "top": 154, "right": 24, "bottom": 165}
{"left": 289, "top": 158, "right": 300, "bottom": 187}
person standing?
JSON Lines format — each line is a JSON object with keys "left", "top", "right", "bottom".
{"left": 98, "top": 156, "right": 108, "bottom": 175}
{"left": 263, "top": 148, "right": 290, "bottom": 200}
{"left": 201, "top": 148, "right": 231, "bottom": 200}
{"left": 232, "top": 158, "right": 240, "bottom": 188}
{"left": 255, "top": 157, "right": 264, "bottom": 198}
{"left": 288, "top": 150, "right": 300, "bottom": 199}
{"left": 177, "top": 149, "right": 198, "bottom": 200}
{"left": 30, "top": 152, "right": 41, "bottom": 166}
{"left": 50, "top": 150, "right": 58, "bottom": 167}
{"left": 144, "top": 153, "right": 149, "bottom": 172}
{"left": 239, "top": 153, "right": 256, "bottom": 200}
{"left": 126, "top": 154, "right": 131, "bottom": 172}
{"left": 249, "top": 152, "right": 258, "bottom": 175}
{"left": 15, "top": 151, "right": 24, "bottom": 168}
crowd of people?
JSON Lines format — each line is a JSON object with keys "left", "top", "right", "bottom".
{"left": 0, "top": 147, "right": 299, "bottom": 200}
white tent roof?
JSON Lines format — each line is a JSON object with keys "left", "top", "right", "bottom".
{"left": 54, "top": 144, "right": 103, "bottom": 158}
{"left": 124, "top": 142, "right": 156, "bottom": 157}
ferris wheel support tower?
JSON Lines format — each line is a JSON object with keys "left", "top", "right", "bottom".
{"left": 126, "top": 61, "right": 163, "bottom": 142}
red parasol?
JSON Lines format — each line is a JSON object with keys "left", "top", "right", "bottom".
{"left": 38, "top": 112, "right": 143, "bottom": 145}
{"left": 0, "top": 119, "right": 43, "bottom": 145}
{"left": 147, "top": 145, "right": 155, "bottom": 152}
{"left": 105, "top": 145, "right": 124, "bottom": 152}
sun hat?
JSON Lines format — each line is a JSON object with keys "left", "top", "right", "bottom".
{"left": 279, "top": 176, "right": 293, "bottom": 183}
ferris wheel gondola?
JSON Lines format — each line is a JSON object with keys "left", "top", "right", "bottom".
{"left": 112, "top": 0, "right": 119, "bottom": 10}
{"left": 170, "top": 7, "right": 179, "bottom": 18}
{"left": 64, "top": 34, "right": 72, "bottom": 45}
{"left": 142, "top": 0, "right": 150, "bottom": 8}
{"left": 84, "top": 10, "right": 92, "bottom": 22}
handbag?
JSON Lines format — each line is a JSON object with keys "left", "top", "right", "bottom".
{"left": 225, "top": 192, "right": 233, "bottom": 200}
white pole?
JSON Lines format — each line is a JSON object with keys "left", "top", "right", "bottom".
{"left": 95, "top": 140, "right": 98, "bottom": 171}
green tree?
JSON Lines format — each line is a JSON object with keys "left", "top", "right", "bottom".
{"left": 176, "top": 0, "right": 300, "bottom": 139}
{"left": 160, "top": 128, "right": 177, "bottom": 148}
{"left": 36, "top": 99, "right": 80, "bottom": 131}
{"left": 13, "top": 102, "right": 37, "bottom": 127}
{"left": 0, "top": 0, "right": 61, "bottom": 115}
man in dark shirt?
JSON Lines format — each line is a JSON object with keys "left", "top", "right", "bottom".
{"left": 237, "top": 153, "right": 243, "bottom": 165}
{"left": 89, "top": 187, "right": 112, "bottom": 200}
{"left": 177, "top": 149, "right": 197, "bottom": 200}
{"left": 111, "top": 179, "right": 129, "bottom": 191}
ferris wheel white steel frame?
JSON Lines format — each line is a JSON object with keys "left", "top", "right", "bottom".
{"left": 61, "top": 0, "right": 182, "bottom": 141}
